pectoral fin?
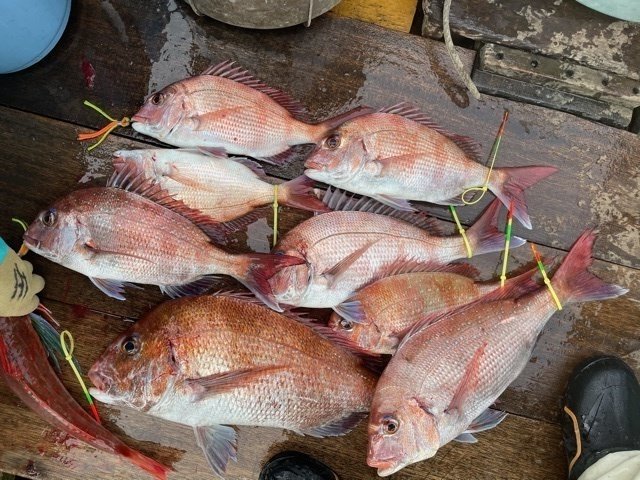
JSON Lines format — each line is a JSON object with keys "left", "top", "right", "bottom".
{"left": 453, "top": 433, "right": 477, "bottom": 443}
{"left": 194, "top": 424, "right": 237, "bottom": 478}
{"left": 187, "top": 366, "right": 285, "bottom": 400}
{"left": 296, "top": 411, "right": 367, "bottom": 438}
{"left": 447, "top": 341, "right": 487, "bottom": 414}
{"left": 466, "top": 408, "right": 507, "bottom": 434}
{"left": 321, "top": 240, "right": 379, "bottom": 286}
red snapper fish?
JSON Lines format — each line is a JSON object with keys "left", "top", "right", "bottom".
{"left": 112, "top": 149, "right": 328, "bottom": 223}
{"left": 328, "top": 266, "right": 540, "bottom": 355}
{"left": 269, "top": 198, "right": 525, "bottom": 309}
{"left": 304, "top": 103, "right": 557, "bottom": 229}
{"left": 22, "top": 165, "right": 303, "bottom": 311}
{"left": 367, "top": 230, "right": 627, "bottom": 476}
{"left": 88, "top": 294, "right": 377, "bottom": 478}
{"left": 131, "top": 60, "right": 371, "bottom": 165}
{"left": 0, "top": 314, "right": 170, "bottom": 479}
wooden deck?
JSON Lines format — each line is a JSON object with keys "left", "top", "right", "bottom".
{"left": 0, "top": 1, "right": 638, "bottom": 479}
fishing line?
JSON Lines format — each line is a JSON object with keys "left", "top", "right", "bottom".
{"left": 531, "top": 244, "right": 562, "bottom": 310}
{"left": 60, "top": 330, "right": 102, "bottom": 423}
{"left": 78, "top": 100, "right": 130, "bottom": 151}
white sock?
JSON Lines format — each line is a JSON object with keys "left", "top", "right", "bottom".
{"left": 578, "top": 451, "right": 640, "bottom": 480}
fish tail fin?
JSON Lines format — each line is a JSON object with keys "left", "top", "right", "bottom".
{"left": 236, "top": 254, "right": 305, "bottom": 312}
{"left": 115, "top": 445, "right": 172, "bottom": 480}
{"left": 489, "top": 165, "right": 557, "bottom": 229}
{"left": 552, "top": 230, "right": 628, "bottom": 305}
{"left": 466, "top": 199, "right": 526, "bottom": 257}
{"left": 309, "top": 106, "right": 376, "bottom": 142}
{"left": 279, "top": 176, "right": 331, "bottom": 213}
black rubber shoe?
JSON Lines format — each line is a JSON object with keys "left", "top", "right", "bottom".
{"left": 259, "top": 451, "right": 339, "bottom": 480}
{"left": 562, "top": 356, "right": 640, "bottom": 480}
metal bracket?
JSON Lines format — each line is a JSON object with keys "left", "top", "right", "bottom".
{"left": 473, "top": 43, "right": 638, "bottom": 129}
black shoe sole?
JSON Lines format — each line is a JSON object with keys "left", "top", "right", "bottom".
{"left": 563, "top": 355, "right": 640, "bottom": 480}
{"left": 259, "top": 450, "right": 339, "bottom": 480}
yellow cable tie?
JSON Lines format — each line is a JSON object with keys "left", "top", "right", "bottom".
{"left": 83, "top": 100, "right": 117, "bottom": 122}
{"left": 461, "top": 110, "right": 509, "bottom": 206}
{"left": 531, "top": 244, "right": 562, "bottom": 311}
{"left": 543, "top": 275, "right": 563, "bottom": 311}
{"left": 11, "top": 217, "right": 29, "bottom": 257}
{"left": 60, "top": 330, "right": 101, "bottom": 423}
{"left": 272, "top": 184, "right": 279, "bottom": 247}
{"left": 449, "top": 206, "right": 472, "bottom": 258}
{"left": 78, "top": 101, "right": 131, "bottom": 151}
{"left": 500, "top": 202, "right": 514, "bottom": 287}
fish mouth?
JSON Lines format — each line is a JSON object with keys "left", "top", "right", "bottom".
{"left": 303, "top": 157, "right": 325, "bottom": 170}
{"left": 89, "top": 387, "right": 122, "bottom": 406}
{"left": 130, "top": 112, "right": 148, "bottom": 124}
{"left": 367, "top": 457, "right": 403, "bottom": 477}
{"left": 88, "top": 368, "right": 123, "bottom": 406}
{"left": 88, "top": 367, "right": 108, "bottom": 392}
{"left": 22, "top": 234, "right": 41, "bottom": 252}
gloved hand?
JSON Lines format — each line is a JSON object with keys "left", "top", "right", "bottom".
{"left": 0, "top": 237, "right": 44, "bottom": 317}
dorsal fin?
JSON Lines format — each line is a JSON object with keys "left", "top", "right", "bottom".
{"left": 321, "top": 187, "right": 442, "bottom": 236}
{"left": 201, "top": 60, "right": 310, "bottom": 122}
{"left": 380, "top": 102, "right": 482, "bottom": 162}
{"left": 107, "top": 162, "right": 231, "bottom": 244}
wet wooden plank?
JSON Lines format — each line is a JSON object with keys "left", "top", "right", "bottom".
{"left": 0, "top": 298, "right": 564, "bottom": 480}
{"left": 422, "top": 0, "right": 640, "bottom": 81}
{"left": 0, "top": 106, "right": 637, "bottom": 427}
{"left": 0, "top": 0, "right": 637, "bottom": 268}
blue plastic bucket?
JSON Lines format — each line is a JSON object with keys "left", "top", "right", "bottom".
{"left": 0, "top": 0, "right": 72, "bottom": 74}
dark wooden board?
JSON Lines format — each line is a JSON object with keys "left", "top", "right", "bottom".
{"left": 0, "top": 105, "right": 637, "bottom": 428}
{"left": 0, "top": 0, "right": 637, "bottom": 268}
{"left": 472, "top": 69, "right": 633, "bottom": 129}
{"left": 422, "top": 0, "right": 640, "bottom": 81}
{"left": 0, "top": 298, "right": 565, "bottom": 480}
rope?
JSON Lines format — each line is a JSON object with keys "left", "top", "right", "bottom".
{"left": 443, "top": 0, "right": 481, "bottom": 100}
{"left": 60, "top": 330, "right": 101, "bottom": 423}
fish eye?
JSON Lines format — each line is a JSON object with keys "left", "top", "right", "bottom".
{"left": 41, "top": 209, "right": 57, "bottom": 227}
{"left": 382, "top": 416, "right": 400, "bottom": 435}
{"left": 324, "top": 133, "right": 341, "bottom": 150}
{"left": 121, "top": 335, "right": 140, "bottom": 355}
{"left": 150, "top": 92, "right": 165, "bottom": 105}
{"left": 338, "top": 318, "right": 354, "bottom": 331}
